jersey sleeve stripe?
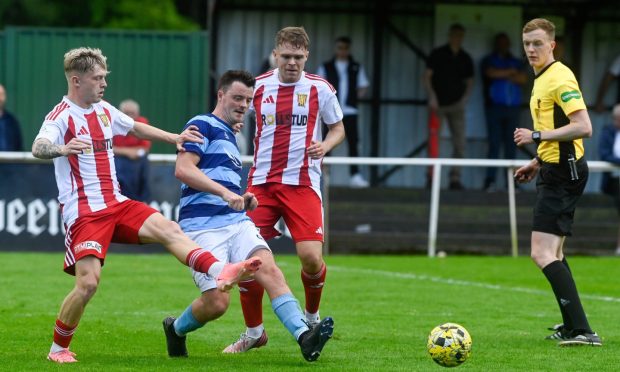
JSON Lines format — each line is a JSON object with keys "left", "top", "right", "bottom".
{"left": 47, "top": 101, "right": 69, "bottom": 121}
{"left": 256, "top": 69, "right": 276, "bottom": 81}
{"left": 305, "top": 73, "right": 336, "bottom": 92}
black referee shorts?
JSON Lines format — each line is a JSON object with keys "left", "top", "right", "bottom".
{"left": 533, "top": 158, "right": 588, "bottom": 236}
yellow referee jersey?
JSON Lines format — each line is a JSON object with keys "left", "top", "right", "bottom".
{"left": 530, "top": 61, "right": 586, "bottom": 164}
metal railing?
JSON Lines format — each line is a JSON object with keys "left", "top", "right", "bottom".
{"left": 2, "top": 151, "right": 618, "bottom": 257}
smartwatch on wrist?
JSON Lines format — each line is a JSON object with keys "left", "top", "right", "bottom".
{"left": 532, "top": 131, "right": 542, "bottom": 144}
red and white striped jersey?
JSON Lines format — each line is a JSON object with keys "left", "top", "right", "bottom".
{"left": 248, "top": 69, "right": 343, "bottom": 194}
{"left": 35, "top": 96, "right": 135, "bottom": 226}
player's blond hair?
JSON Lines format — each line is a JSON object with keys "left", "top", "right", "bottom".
{"left": 63, "top": 47, "right": 108, "bottom": 76}
{"left": 275, "top": 27, "right": 309, "bottom": 50}
{"left": 523, "top": 18, "right": 556, "bottom": 40}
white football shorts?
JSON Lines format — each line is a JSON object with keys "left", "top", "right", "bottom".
{"left": 185, "top": 219, "right": 270, "bottom": 292}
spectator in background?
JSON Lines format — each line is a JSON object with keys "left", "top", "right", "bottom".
{"left": 259, "top": 52, "right": 277, "bottom": 75}
{"left": 598, "top": 103, "right": 620, "bottom": 255}
{"left": 594, "top": 53, "right": 620, "bottom": 113}
{"left": 424, "top": 24, "right": 474, "bottom": 190}
{"left": 113, "top": 99, "right": 151, "bottom": 201}
{"left": 0, "top": 83, "right": 23, "bottom": 151}
{"left": 317, "top": 36, "right": 370, "bottom": 188}
{"left": 481, "top": 33, "right": 528, "bottom": 192}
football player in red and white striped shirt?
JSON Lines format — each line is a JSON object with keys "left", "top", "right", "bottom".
{"left": 224, "top": 27, "right": 345, "bottom": 353}
{"left": 33, "top": 47, "right": 262, "bottom": 364}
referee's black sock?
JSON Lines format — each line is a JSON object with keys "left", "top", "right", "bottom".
{"left": 562, "top": 257, "right": 571, "bottom": 274}
{"left": 558, "top": 257, "right": 572, "bottom": 327}
{"left": 542, "top": 260, "right": 591, "bottom": 334}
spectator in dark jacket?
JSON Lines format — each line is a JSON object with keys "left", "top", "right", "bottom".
{"left": 0, "top": 84, "right": 23, "bottom": 151}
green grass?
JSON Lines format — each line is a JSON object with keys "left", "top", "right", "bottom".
{"left": 1, "top": 252, "right": 619, "bottom": 371}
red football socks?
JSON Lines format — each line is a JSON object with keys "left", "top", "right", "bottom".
{"left": 186, "top": 248, "right": 218, "bottom": 273}
{"left": 239, "top": 279, "right": 265, "bottom": 327}
{"left": 301, "top": 263, "right": 327, "bottom": 314}
{"left": 53, "top": 319, "right": 77, "bottom": 348}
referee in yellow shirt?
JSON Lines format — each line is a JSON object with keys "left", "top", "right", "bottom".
{"left": 514, "top": 18, "right": 601, "bottom": 346}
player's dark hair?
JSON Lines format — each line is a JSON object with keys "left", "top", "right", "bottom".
{"left": 275, "top": 26, "right": 310, "bottom": 50}
{"left": 218, "top": 70, "right": 255, "bottom": 92}
{"left": 449, "top": 23, "right": 465, "bottom": 33}
{"left": 335, "top": 36, "right": 351, "bottom": 45}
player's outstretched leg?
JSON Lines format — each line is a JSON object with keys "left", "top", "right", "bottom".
{"left": 298, "top": 317, "right": 335, "bottom": 362}
{"left": 217, "top": 257, "right": 262, "bottom": 292}
{"left": 163, "top": 316, "right": 188, "bottom": 357}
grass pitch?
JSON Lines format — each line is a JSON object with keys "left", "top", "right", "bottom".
{"left": 0, "top": 252, "right": 618, "bottom": 371}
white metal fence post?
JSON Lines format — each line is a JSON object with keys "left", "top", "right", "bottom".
{"left": 428, "top": 164, "right": 442, "bottom": 257}
{"left": 506, "top": 167, "right": 518, "bottom": 257}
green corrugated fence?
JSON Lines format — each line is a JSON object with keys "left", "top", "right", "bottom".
{"left": 1, "top": 27, "right": 210, "bottom": 153}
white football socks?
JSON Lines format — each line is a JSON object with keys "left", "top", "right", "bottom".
{"left": 305, "top": 310, "right": 320, "bottom": 324}
{"left": 207, "top": 262, "right": 225, "bottom": 279}
{"left": 246, "top": 324, "right": 264, "bottom": 338}
{"left": 50, "top": 342, "right": 65, "bottom": 353}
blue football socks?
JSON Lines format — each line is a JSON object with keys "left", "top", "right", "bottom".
{"left": 272, "top": 293, "right": 310, "bottom": 340}
{"left": 174, "top": 305, "right": 205, "bottom": 336}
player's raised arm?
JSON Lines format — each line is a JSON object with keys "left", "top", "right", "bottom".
{"left": 175, "top": 150, "right": 246, "bottom": 211}
{"left": 130, "top": 121, "right": 204, "bottom": 151}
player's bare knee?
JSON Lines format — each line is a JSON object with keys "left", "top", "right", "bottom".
{"left": 211, "top": 297, "right": 229, "bottom": 317}
{"left": 530, "top": 251, "right": 551, "bottom": 269}
{"left": 76, "top": 275, "right": 99, "bottom": 300}
{"left": 200, "top": 291, "right": 229, "bottom": 317}
{"left": 256, "top": 262, "right": 285, "bottom": 284}
{"left": 300, "top": 255, "right": 323, "bottom": 273}
{"left": 159, "top": 220, "right": 185, "bottom": 243}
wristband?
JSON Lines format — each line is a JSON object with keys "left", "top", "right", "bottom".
{"left": 534, "top": 155, "right": 542, "bottom": 165}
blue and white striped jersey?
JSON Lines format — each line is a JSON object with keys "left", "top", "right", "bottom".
{"left": 178, "top": 114, "right": 249, "bottom": 232}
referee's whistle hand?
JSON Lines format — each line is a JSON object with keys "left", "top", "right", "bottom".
{"left": 514, "top": 128, "right": 533, "bottom": 146}
{"left": 514, "top": 164, "right": 537, "bottom": 184}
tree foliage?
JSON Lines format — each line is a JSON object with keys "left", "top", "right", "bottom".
{"left": 0, "top": 0, "right": 198, "bottom": 30}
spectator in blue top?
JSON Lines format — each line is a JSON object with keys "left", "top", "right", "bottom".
{"left": 481, "top": 33, "right": 528, "bottom": 191}
{"left": 0, "top": 84, "right": 23, "bottom": 151}
{"left": 598, "top": 103, "right": 620, "bottom": 255}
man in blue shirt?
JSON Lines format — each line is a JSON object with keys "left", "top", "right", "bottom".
{"left": 481, "top": 33, "right": 527, "bottom": 191}
{"left": 0, "top": 84, "right": 23, "bottom": 151}
{"left": 162, "top": 70, "right": 334, "bottom": 362}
